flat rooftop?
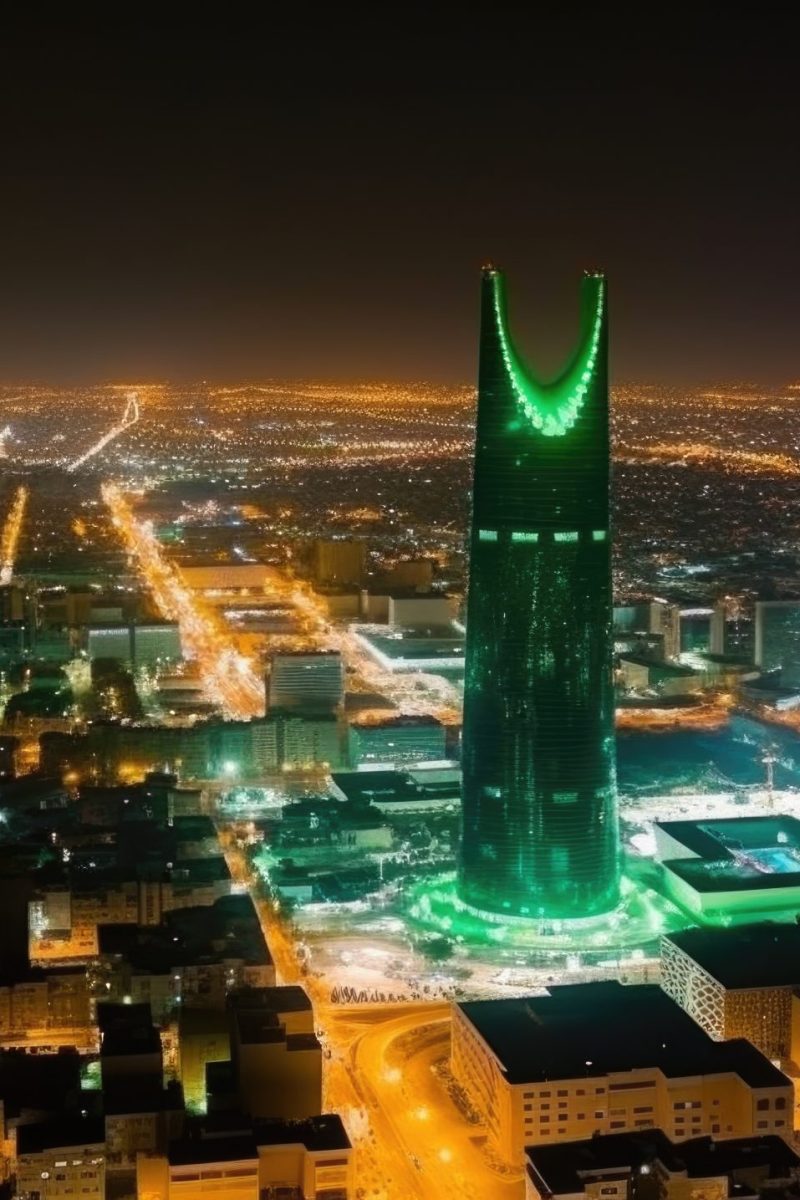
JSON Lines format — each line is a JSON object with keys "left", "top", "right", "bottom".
{"left": 229, "top": 984, "right": 312, "bottom": 1015}
{"left": 526, "top": 1132, "right": 799, "bottom": 1198}
{"left": 658, "top": 815, "right": 800, "bottom": 860}
{"left": 355, "top": 625, "right": 464, "bottom": 671}
{"left": 659, "top": 815, "right": 800, "bottom": 892}
{"left": 664, "top": 924, "right": 800, "bottom": 989}
{"left": 17, "top": 1116, "right": 106, "bottom": 1155}
{"left": 458, "top": 982, "right": 788, "bottom": 1088}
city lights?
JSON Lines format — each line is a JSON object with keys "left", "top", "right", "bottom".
{"left": 0, "top": 484, "right": 28, "bottom": 584}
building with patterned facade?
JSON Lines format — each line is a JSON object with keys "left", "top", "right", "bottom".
{"left": 661, "top": 924, "right": 800, "bottom": 1063}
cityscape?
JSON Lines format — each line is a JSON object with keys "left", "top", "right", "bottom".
{"left": 2, "top": 19, "right": 800, "bottom": 1200}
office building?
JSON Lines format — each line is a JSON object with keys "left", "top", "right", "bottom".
{"left": 132, "top": 623, "right": 182, "bottom": 668}
{"left": 267, "top": 651, "right": 343, "bottom": 713}
{"left": 460, "top": 267, "right": 619, "bottom": 919}
{"left": 277, "top": 712, "right": 343, "bottom": 769}
{"left": 136, "top": 1115, "right": 352, "bottom": 1200}
{"left": 387, "top": 594, "right": 456, "bottom": 629}
{"left": 313, "top": 537, "right": 367, "bottom": 587}
{"left": 87, "top": 623, "right": 181, "bottom": 668}
{"left": 661, "top": 924, "right": 800, "bottom": 1062}
{"left": 452, "top": 982, "right": 792, "bottom": 1167}
{"left": 87, "top": 625, "right": 132, "bottom": 663}
{"left": 525, "top": 1132, "right": 800, "bottom": 1200}
{"left": 680, "top": 608, "right": 713, "bottom": 655}
{"left": 755, "top": 600, "right": 800, "bottom": 686}
{"left": 381, "top": 558, "right": 433, "bottom": 590}
{"left": 348, "top": 714, "right": 446, "bottom": 768}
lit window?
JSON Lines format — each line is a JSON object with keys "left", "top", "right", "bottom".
{"left": 592, "top": 530, "right": 607, "bottom": 541}
{"left": 554, "top": 531, "right": 578, "bottom": 543}
{"left": 511, "top": 531, "right": 538, "bottom": 543}
{"left": 478, "top": 529, "right": 497, "bottom": 542}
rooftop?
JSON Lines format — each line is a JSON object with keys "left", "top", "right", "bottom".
{"left": 17, "top": 1116, "right": 106, "bottom": 1156}
{"left": 228, "top": 985, "right": 312, "bottom": 1015}
{"left": 665, "top": 924, "right": 800, "bottom": 988}
{"left": 169, "top": 1135, "right": 258, "bottom": 1166}
{"left": 526, "top": 1132, "right": 800, "bottom": 1198}
{"left": 167, "top": 1114, "right": 350, "bottom": 1164}
{"left": 458, "top": 982, "right": 788, "bottom": 1088}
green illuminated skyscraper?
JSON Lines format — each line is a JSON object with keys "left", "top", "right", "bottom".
{"left": 458, "top": 268, "right": 620, "bottom": 919}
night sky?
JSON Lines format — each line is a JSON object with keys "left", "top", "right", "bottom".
{"left": 0, "top": 18, "right": 797, "bottom": 385}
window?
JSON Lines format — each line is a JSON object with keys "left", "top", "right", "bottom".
{"left": 511, "top": 531, "right": 538, "bottom": 543}
{"left": 595, "top": 1087, "right": 606, "bottom": 1094}
{"left": 757, "top": 1121, "right": 768, "bottom": 1129}
{"left": 600, "top": 1188, "right": 617, "bottom": 1196}
{"left": 577, "top": 1089, "right": 585, "bottom": 1096}
{"left": 558, "top": 1128, "right": 566, "bottom": 1134}
{"left": 478, "top": 529, "right": 497, "bottom": 542}
{"left": 610, "top": 1108, "right": 625, "bottom": 1117}
{"left": 558, "top": 1102, "right": 568, "bottom": 1109}
{"left": 633, "top": 1107, "right": 652, "bottom": 1115}
{"left": 540, "top": 1103, "right": 550, "bottom": 1110}
{"left": 554, "top": 531, "right": 579, "bottom": 543}
{"left": 675, "top": 1118, "right": 684, "bottom": 1125}
{"left": 594, "top": 1111, "right": 605, "bottom": 1119}
{"left": 593, "top": 530, "right": 607, "bottom": 541}
{"left": 775, "top": 1098, "right": 787, "bottom": 1110}
{"left": 757, "top": 1098, "right": 769, "bottom": 1111}
{"left": 712, "top": 1125, "right": 720, "bottom": 1134}
{"left": 540, "top": 1091, "right": 551, "bottom": 1098}
{"left": 577, "top": 1114, "right": 586, "bottom": 1120}
{"left": 557, "top": 1090, "right": 568, "bottom": 1097}
{"left": 610, "top": 1121, "right": 625, "bottom": 1129}
{"left": 524, "top": 1104, "right": 532, "bottom": 1112}
{"left": 524, "top": 1092, "right": 533, "bottom": 1100}
{"left": 776, "top": 1120, "right": 785, "bottom": 1128}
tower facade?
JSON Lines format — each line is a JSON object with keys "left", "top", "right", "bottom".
{"left": 458, "top": 268, "right": 620, "bottom": 919}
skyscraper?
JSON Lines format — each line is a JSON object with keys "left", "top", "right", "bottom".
{"left": 458, "top": 267, "right": 619, "bottom": 920}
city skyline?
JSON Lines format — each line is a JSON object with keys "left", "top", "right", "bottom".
{"left": 2, "top": 18, "right": 800, "bottom": 1200}
{"left": 0, "top": 21, "right": 797, "bottom": 384}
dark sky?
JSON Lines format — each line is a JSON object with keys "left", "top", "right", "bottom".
{"left": 0, "top": 17, "right": 797, "bottom": 385}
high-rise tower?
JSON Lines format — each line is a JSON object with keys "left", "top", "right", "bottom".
{"left": 458, "top": 268, "right": 620, "bottom": 920}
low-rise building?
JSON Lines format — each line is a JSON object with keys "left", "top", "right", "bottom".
{"left": 136, "top": 1114, "right": 352, "bottom": 1200}
{"left": 15, "top": 1116, "right": 106, "bottom": 1200}
{"left": 229, "top": 986, "right": 322, "bottom": 1120}
{"left": 347, "top": 714, "right": 446, "bottom": 769}
{"left": 525, "top": 1131, "right": 800, "bottom": 1200}
{"left": 452, "top": 982, "right": 793, "bottom": 1168}
{"left": 0, "top": 965, "right": 90, "bottom": 1037}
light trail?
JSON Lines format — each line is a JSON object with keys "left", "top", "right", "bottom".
{"left": 102, "top": 484, "right": 264, "bottom": 719}
{"left": 68, "top": 390, "right": 139, "bottom": 472}
{"left": 217, "top": 831, "right": 518, "bottom": 1199}
{"left": 0, "top": 485, "right": 28, "bottom": 584}
{"left": 615, "top": 700, "right": 730, "bottom": 732}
